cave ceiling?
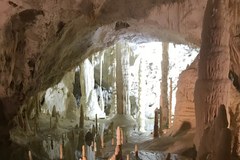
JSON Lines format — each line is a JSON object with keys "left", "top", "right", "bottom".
{"left": 1, "top": 0, "right": 240, "bottom": 107}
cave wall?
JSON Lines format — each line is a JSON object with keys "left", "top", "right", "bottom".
{"left": 170, "top": 56, "right": 199, "bottom": 135}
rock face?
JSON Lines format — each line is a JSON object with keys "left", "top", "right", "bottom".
{"left": 170, "top": 56, "right": 199, "bottom": 136}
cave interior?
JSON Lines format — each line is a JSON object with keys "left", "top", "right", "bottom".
{"left": 0, "top": 0, "right": 240, "bottom": 160}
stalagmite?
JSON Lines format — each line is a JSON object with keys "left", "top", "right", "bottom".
{"left": 194, "top": 0, "right": 232, "bottom": 158}
{"left": 28, "top": 150, "right": 33, "bottom": 160}
{"left": 116, "top": 127, "right": 121, "bottom": 145}
{"left": 50, "top": 117, "right": 52, "bottom": 129}
{"left": 60, "top": 144, "right": 63, "bottom": 160}
{"left": 34, "top": 116, "right": 38, "bottom": 134}
{"left": 198, "top": 105, "right": 232, "bottom": 160}
{"left": 52, "top": 105, "right": 57, "bottom": 117}
{"left": 95, "top": 114, "right": 98, "bottom": 134}
{"left": 232, "top": 105, "right": 240, "bottom": 157}
{"left": 110, "top": 49, "right": 117, "bottom": 116}
{"left": 82, "top": 145, "right": 87, "bottom": 160}
{"left": 94, "top": 141, "right": 97, "bottom": 152}
{"left": 122, "top": 43, "right": 131, "bottom": 115}
{"left": 114, "top": 126, "right": 123, "bottom": 159}
{"left": 78, "top": 130, "right": 85, "bottom": 151}
{"left": 120, "top": 128, "right": 124, "bottom": 144}
{"left": 79, "top": 105, "right": 84, "bottom": 129}
{"left": 134, "top": 144, "right": 139, "bottom": 158}
{"left": 101, "top": 135, "right": 104, "bottom": 149}
{"left": 99, "top": 52, "right": 105, "bottom": 113}
{"left": 138, "top": 57, "right": 146, "bottom": 132}
{"left": 153, "top": 108, "right": 159, "bottom": 138}
{"left": 92, "top": 125, "right": 96, "bottom": 136}
{"left": 95, "top": 134, "right": 102, "bottom": 157}
{"left": 25, "top": 111, "right": 32, "bottom": 133}
{"left": 112, "top": 138, "right": 115, "bottom": 146}
{"left": 62, "top": 134, "right": 65, "bottom": 149}
{"left": 169, "top": 78, "right": 173, "bottom": 128}
{"left": 160, "top": 42, "right": 169, "bottom": 130}
{"left": 126, "top": 154, "right": 130, "bottom": 160}
{"left": 166, "top": 153, "right": 171, "bottom": 160}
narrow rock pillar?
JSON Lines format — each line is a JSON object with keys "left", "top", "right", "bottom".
{"left": 116, "top": 43, "right": 125, "bottom": 114}
{"left": 194, "top": 0, "right": 231, "bottom": 158}
{"left": 160, "top": 42, "right": 169, "bottom": 130}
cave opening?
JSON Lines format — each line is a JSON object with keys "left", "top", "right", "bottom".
{"left": 8, "top": 40, "right": 198, "bottom": 160}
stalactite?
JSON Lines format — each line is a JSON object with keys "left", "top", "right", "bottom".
{"left": 99, "top": 52, "right": 105, "bottom": 113}
{"left": 73, "top": 68, "right": 81, "bottom": 106}
{"left": 80, "top": 59, "right": 105, "bottom": 119}
{"left": 80, "top": 59, "right": 94, "bottom": 116}
{"left": 110, "top": 48, "right": 117, "bottom": 116}
{"left": 122, "top": 43, "right": 131, "bottom": 115}
{"left": 138, "top": 58, "right": 146, "bottom": 132}
{"left": 160, "top": 42, "right": 169, "bottom": 130}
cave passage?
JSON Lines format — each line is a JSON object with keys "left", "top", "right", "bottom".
{"left": 5, "top": 41, "right": 199, "bottom": 160}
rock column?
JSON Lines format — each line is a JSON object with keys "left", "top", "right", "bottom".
{"left": 194, "top": 0, "right": 231, "bottom": 158}
{"left": 160, "top": 42, "right": 169, "bottom": 130}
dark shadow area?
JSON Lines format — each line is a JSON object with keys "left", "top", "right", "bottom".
{"left": 173, "top": 121, "right": 191, "bottom": 137}
{"left": 229, "top": 70, "right": 240, "bottom": 92}
{"left": 181, "top": 145, "right": 197, "bottom": 160}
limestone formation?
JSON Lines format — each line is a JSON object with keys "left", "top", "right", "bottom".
{"left": 154, "top": 108, "right": 159, "bottom": 138}
{"left": 79, "top": 105, "right": 84, "bottom": 129}
{"left": 198, "top": 105, "right": 232, "bottom": 160}
{"left": 160, "top": 42, "right": 169, "bottom": 130}
{"left": 170, "top": 56, "right": 198, "bottom": 136}
{"left": 195, "top": 0, "right": 231, "bottom": 151}
{"left": 116, "top": 43, "right": 125, "bottom": 115}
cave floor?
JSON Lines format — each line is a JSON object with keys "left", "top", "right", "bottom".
{"left": 9, "top": 113, "right": 196, "bottom": 160}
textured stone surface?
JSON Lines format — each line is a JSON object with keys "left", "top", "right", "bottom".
{"left": 170, "top": 55, "right": 199, "bottom": 136}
